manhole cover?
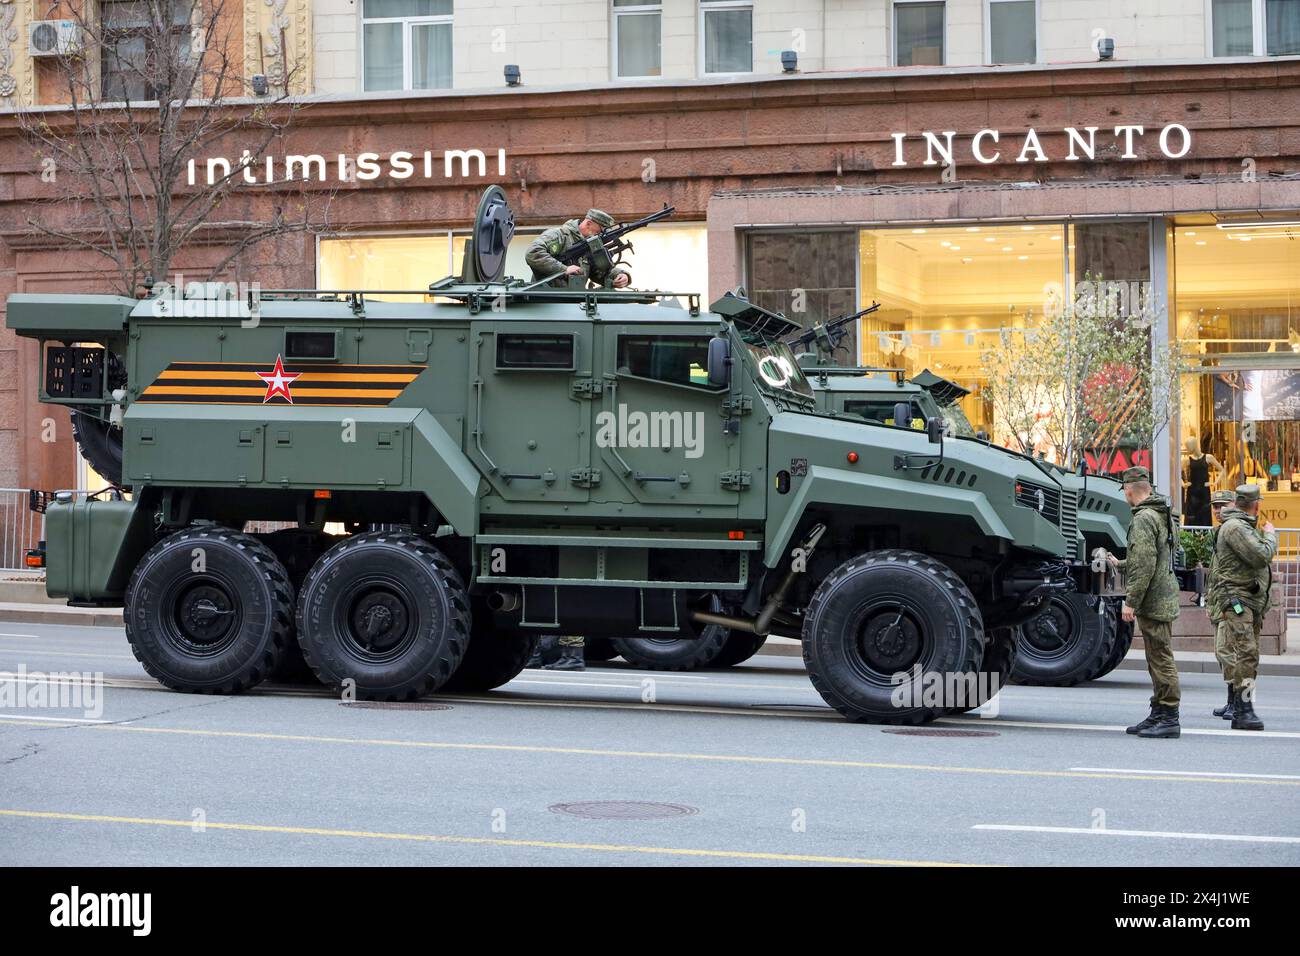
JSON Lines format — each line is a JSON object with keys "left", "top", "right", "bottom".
{"left": 549, "top": 801, "right": 699, "bottom": 820}
{"left": 882, "top": 728, "right": 999, "bottom": 737}
{"left": 341, "top": 701, "right": 451, "bottom": 711}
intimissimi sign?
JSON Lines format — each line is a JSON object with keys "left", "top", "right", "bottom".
{"left": 889, "top": 124, "right": 1193, "bottom": 167}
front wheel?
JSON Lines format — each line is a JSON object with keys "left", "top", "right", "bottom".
{"left": 295, "top": 531, "right": 470, "bottom": 700}
{"left": 802, "top": 550, "right": 984, "bottom": 724}
{"left": 1086, "top": 599, "right": 1132, "bottom": 680}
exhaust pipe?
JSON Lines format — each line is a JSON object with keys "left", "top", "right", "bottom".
{"left": 486, "top": 590, "right": 519, "bottom": 613}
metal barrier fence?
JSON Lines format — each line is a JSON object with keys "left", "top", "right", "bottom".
{"left": 0, "top": 488, "right": 43, "bottom": 573}
{"left": 1183, "top": 524, "right": 1300, "bottom": 617}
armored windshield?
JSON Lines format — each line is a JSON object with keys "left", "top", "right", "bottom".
{"left": 743, "top": 338, "right": 815, "bottom": 401}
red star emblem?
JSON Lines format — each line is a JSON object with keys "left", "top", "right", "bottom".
{"left": 256, "top": 354, "right": 301, "bottom": 404}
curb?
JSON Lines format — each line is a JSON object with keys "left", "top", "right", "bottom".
{"left": 0, "top": 603, "right": 124, "bottom": 629}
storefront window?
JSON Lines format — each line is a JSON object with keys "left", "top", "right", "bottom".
{"left": 745, "top": 231, "right": 858, "bottom": 360}
{"left": 855, "top": 222, "right": 1067, "bottom": 438}
{"left": 1175, "top": 220, "right": 1300, "bottom": 522}
{"left": 318, "top": 223, "right": 708, "bottom": 304}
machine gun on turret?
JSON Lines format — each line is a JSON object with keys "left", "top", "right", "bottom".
{"left": 786, "top": 301, "right": 881, "bottom": 365}
{"left": 552, "top": 204, "right": 675, "bottom": 280}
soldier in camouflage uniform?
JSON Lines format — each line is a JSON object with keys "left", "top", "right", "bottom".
{"left": 1206, "top": 488, "right": 1239, "bottom": 718}
{"left": 1207, "top": 484, "right": 1276, "bottom": 730}
{"left": 1106, "top": 466, "right": 1182, "bottom": 738}
{"left": 524, "top": 209, "right": 633, "bottom": 290}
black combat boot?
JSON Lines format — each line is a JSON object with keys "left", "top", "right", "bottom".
{"left": 1136, "top": 704, "right": 1181, "bottom": 739}
{"left": 1230, "top": 688, "right": 1264, "bottom": 731}
{"left": 525, "top": 644, "right": 545, "bottom": 669}
{"left": 1126, "top": 703, "right": 1159, "bottom": 735}
{"left": 545, "top": 645, "right": 585, "bottom": 672}
{"left": 1212, "top": 683, "right": 1235, "bottom": 720}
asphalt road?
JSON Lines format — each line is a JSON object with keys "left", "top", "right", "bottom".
{"left": 1, "top": 622, "right": 1298, "bottom": 867}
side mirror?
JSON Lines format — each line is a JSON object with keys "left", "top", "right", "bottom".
{"left": 927, "top": 417, "right": 945, "bottom": 444}
{"left": 893, "top": 402, "right": 911, "bottom": 428}
{"left": 976, "top": 429, "right": 990, "bottom": 443}
{"left": 1078, "top": 458, "right": 1089, "bottom": 476}
{"left": 707, "top": 336, "right": 731, "bottom": 388}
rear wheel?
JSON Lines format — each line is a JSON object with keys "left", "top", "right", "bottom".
{"left": 1011, "top": 591, "right": 1115, "bottom": 686}
{"left": 710, "top": 632, "right": 768, "bottom": 668}
{"left": 442, "top": 599, "right": 538, "bottom": 692}
{"left": 124, "top": 526, "right": 293, "bottom": 693}
{"left": 295, "top": 531, "right": 469, "bottom": 700}
{"left": 802, "top": 549, "right": 984, "bottom": 724}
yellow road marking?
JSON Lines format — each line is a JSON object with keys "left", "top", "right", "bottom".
{"left": 0, "top": 809, "right": 971, "bottom": 866}
{"left": 17, "top": 722, "right": 1284, "bottom": 786}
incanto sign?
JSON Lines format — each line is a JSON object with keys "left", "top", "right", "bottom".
{"left": 890, "top": 124, "right": 1193, "bottom": 167}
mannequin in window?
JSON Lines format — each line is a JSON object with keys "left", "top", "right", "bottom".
{"left": 1181, "top": 435, "right": 1222, "bottom": 526}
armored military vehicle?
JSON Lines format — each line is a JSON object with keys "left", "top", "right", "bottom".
{"left": 805, "top": 360, "right": 1135, "bottom": 686}
{"left": 9, "top": 186, "right": 1082, "bottom": 723}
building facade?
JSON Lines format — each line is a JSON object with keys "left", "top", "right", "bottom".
{"left": 1, "top": 1, "right": 1299, "bottom": 532}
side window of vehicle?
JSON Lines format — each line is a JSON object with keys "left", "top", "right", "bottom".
{"left": 496, "top": 333, "right": 575, "bottom": 370}
{"left": 615, "top": 334, "right": 717, "bottom": 390}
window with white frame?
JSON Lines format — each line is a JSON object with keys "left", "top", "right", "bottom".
{"left": 894, "top": 1, "right": 945, "bottom": 66}
{"left": 362, "top": 0, "right": 453, "bottom": 92}
{"left": 614, "top": 0, "right": 662, "bottom": 78}
{"left": 987, "top": 0, "right": 1037, "bottom": 64}
{"left": 1210, "top": 0, "right": 1300, "bottom": 56}
{"left": 700, "top": 0, "right": 753, "bottom": 75}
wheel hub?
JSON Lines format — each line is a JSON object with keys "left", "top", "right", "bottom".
{"left": 176, "top": 584, "right": 236, "bottom": 646}
{"left": 1026, "top": 603, "right": 1073, "bottom": 653}
{"left": 858, "top": 609, "right": 923, "bottom": 673}
{"left": 349, "top": 590, "right": 410, "bottom": 654}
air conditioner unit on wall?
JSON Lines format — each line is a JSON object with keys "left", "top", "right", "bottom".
{"left": 28, "top": 20, "right": 83, "bottom": 57}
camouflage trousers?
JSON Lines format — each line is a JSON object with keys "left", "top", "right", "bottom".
{"left": 1215, "top": 607, "right": 1261, "bottom": 689}
{"left": 1138, "top": 616, "right": 1180, "bottom": 707}
{"left": 558, "top": 635, "right": 585, "bottom": 648}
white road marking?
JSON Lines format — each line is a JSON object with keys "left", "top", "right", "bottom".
{"left": 1070, "top": 767, "right": 1300, "bottom": 780}
{"left": 0, "top": 633, "right": 38, "bottom": 639}
{"left": 0, "top": 713, "right": 110, "bottom": 724}
{"left": 938, "top": 716, "right": 1300, "bottom": 739}
{"left": 973, "top": 824, "right": 1300, "bottom": 844}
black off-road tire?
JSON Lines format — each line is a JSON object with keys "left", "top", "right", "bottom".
{"left": 441, "top": 599, "right": 538, "bottom": 693}
{"left": 802, "top": 549, "right": 984, "bottom": 724}
{"left": 1011, "top": 591, "right": 1116, "bottom": 687}
{"left": 610, "top": 626, "right": 729, "bottom": 671}
{"left": 947, "top": 626, "right": 1017, "bottom": 714}
{"left": 1087, "top": 599, "right": 1133, "bottom": 680}
{"left": 124, "top": 526, "right": 293, "bottom": 693}
{"left": 710, "top": 632, "right": 768, "bottom": 668}
{"left": 70, "top": 410, "right": 124, "bottom": 487}
{"left": 295, "top": 531, "right": 470, "bottom": 700}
